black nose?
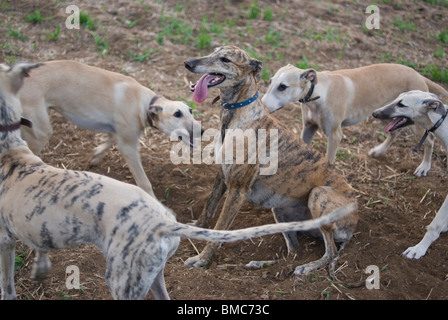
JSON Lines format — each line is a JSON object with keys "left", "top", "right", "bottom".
{"left": 372, "top": 111, "right": 380, "bottom": 119}
{"left": 201, "top": 128, "right": 205, "bottom": 136}
{"left": 184, "top": 60, "right": 195, "bottom": 72}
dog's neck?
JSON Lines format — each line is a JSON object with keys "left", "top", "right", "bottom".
{"left": 427, "top": 108, "right": 448, "bottom": 151}
{"left": 0, "top": 97, "right": 30, "bottom": 153}
{"left": 218, "top": 76, "right": 266, "bottom": 140}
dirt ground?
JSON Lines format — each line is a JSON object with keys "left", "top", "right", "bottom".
{"left": 2, "top": 0, "right": 448, "bottom": 300}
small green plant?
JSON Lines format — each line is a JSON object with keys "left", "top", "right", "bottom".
{"left": 126, "top": 49, "right": 154, "bottom": 62}
{"left": 165, "top": 184, "right": 175, "bottom": 199}
{"left": 434, "top": 45, "right": 444, "bottom": 58}
{"left": 7, "top": 24, "right": 28, "bottom": 41}
{"left": 92, "top": 33, "right": 109, "bottom": 56}
{"left": 438, "top": 30, "right": 448, "bottom": 44}
{"left": 263, "top": 8, "right": 273, "bottom": 21}
{"left": 80, "top": 11, "right": 96, "bottom": 31}
{"left": 47, "top": 25, "right": 60, "bottom": 41}
{"left": 392, "top": 17, "right": 416, "bottom": 31}
{"left": 196, "top": 26, "right": 212, "bottom": 50}
{"left": 422, "top": 63, "right": 448, "bottom": 84}
{"left": 25, "top": 9, "right": 43, "bottom": 23}
{"left": 247, "top": 0, "right": 261, "bottom": 19}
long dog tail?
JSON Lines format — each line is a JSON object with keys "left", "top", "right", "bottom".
{"left": 425, "top": 77, "right": 448, "bottom": 102}
{"left": 160, "top": 203, "right": 355, "bottom": 242}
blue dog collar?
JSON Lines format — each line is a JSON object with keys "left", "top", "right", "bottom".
{"left": 221, "top": 92, "right": 259, "bottom": 110}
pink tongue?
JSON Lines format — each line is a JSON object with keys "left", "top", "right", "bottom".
{"left": 193, "top": 74, "right": 215, "bottom": 103}
{"left": 384, "top": 117, "right": 404, "bottom": 133}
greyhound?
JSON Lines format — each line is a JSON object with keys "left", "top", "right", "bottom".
{"left": 19, "top": 60, "right": 202, "bottom": 197}
{"left": 262, "top": 63, "right": 448, "bottom": 176}
{"left": 184, "top": 45, "right": 358, "bottom": 277}
{"left": 0, "top": 62, "right": 353, "bottom": 300}
{"left": 372, "top": 90, "right": 448, "bottom": 259}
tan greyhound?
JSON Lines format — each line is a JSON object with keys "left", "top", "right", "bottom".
{"left": 19, "top": 60, "right": 202, "bottom": 197}
{"left": 262, "top": 63, "right": 448, "bottom": 176}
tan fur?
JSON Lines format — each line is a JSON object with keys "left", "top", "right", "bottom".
{"left": 184, "top": 46, "right": 358, "bottom": 276}
{"left": 262, "top": 63, "right": 448, "bottom": 176}
{"left": 19, "top": 60, "right": 201, "bottom": 197}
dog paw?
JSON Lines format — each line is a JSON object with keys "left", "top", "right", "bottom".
{"left": 184, "top": 255, "right": 209, "bottom": 268}
{"left": 414, "top": 163, "right": 430, "bottom": 177}
{"left": 293, "top": 264, "right": 314, "bottom": 276}
{"left": 368, "top": 147, "right": 384, "bottom": 158}
{"left": 402, "top": 246, "right": 426, "bottom": 259}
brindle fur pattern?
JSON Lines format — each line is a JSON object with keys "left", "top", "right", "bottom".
{"left": 0, "top": 61, "right": 352, "bottom": 300}
{"left": 184, "top": 46, "right": 358, "bottom": 276}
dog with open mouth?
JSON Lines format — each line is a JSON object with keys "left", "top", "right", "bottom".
{"left": 373, "top": 90, "right": 448, "bottom": 259}
{"left": 184, "top": 45, "right": 359, "bottom": 279}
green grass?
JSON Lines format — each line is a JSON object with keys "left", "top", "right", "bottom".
{"left": 92, "top": 33, "right": 109, "bottom": 56}
{"left": 422, "top": 63, "right": 448, "bottom": 84}
{"left": 247, "top": 0, "right": 261, "bottom": 19}
{"left": 80, "top": 11, "right": 96, "bottom": 31}
{"left": 25, "top": 9, "right": 43, "bottom": 23}
{"left": 422, "top": 0, "right": 448, "bottom": 7}
{"left": 392, "top": 17, "right": 416, "bottom": 31}
{"left": 438, "top": 30, "right": 448, "bottom": 44}
{"left": 7, "top": 24, "right": 28, "bottom": 41}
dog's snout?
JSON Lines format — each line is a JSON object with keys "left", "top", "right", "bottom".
{"left": 372, "top": 111, "right": 380, "bottom": 119}
{"left": 201, "top": 127, "right": 205, "bottom": 136}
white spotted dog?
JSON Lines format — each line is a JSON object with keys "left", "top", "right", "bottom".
{"left": 372, "top": 90, "right": 448, "bottom": 259}
{"left": 19, "top": 60, "right": 203, "bottom": 197}
{"left": 262, "top": 63, "right": 448, "bottom": 176}
{"left": 0, "top": 61, "right": 353, "bottom": 300}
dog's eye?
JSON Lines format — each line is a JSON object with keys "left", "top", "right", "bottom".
{"left": 278, "top": 84, "right": 288, "bottom": 92}
{"left": 174, "top": 110, "right": 183, "bottom": 118}
{"left": 220, "top": 57, "right": 231, "bottom": 63}
{"left": 189, "top": 108, "right": 193, "bottom": 114}
{"left": 397, "top": 101, "right": 406, "bottom": 108}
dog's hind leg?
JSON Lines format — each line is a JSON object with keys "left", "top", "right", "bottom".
{"left": 150, "top": 269, "right": 170, "bottom": 300}
{"left": 0, "top": 232, "right": 16, "bottom": 300}
{"left": 30, "top": 250, "right": 52, "bottom": 281}
{"left": 294, "top": 186, "right": 356, "bottom": 275}
{"left": 272, "top": 205, "right": 313, "bottom": 253}
{"left": 90, "top": 133, "right": 115, "bottom": 166}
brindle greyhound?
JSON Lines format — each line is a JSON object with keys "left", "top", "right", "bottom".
{"left": 184, "top": 46, "right": 359, "bottom": 276}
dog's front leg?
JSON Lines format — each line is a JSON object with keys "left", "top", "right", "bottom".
{"left": 116, "top": 134, "right": 155, "bottom": 197}
{"left": 194, "top": 171, "right": 227, "bottom": 227}
{"left": 185, "top": 187, "right": 246, "bottom": 268}
{"left": 325, "top": 125, "right": 343, "bottom": 164}
{"left": 0, "top": 235, "right": 16, "bottom": 299}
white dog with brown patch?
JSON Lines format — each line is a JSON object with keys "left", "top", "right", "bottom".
{"left": 262, "top": 63, "right": 448, "bottom": 176}
{"left": 372, "top": 90, "right": 448, "bottom": 259}
{"left": 19, "top": 60, "right": 202, "bottom": 197}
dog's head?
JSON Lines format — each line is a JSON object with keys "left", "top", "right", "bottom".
{"left": 372, "top": 90, "right": 446, "bottom": 133}
{"left": 262, "top": 64, "right": 317, "bottom": 113}
{"left": 0, "top": 62, "right": 42, "bottom": 124}
{"left": 147, "top": 95, "right": 203, "bottom": 147}
{"left": 185, "top": 45, "right": 262, "bottom": 103}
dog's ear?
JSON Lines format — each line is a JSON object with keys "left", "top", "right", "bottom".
{"left": 300, "top": 69, "right": 317, "bottom": 85}
{"left": 424, "top": 99, "right": 446, "bottom": 116}
{"left": 147, "top": 106, "right": 163, "bottom": 127}
{"left": 249, "top": 58, "right": 263, "bottom": 82}
{"left": 8, "top": 62, "right": 43, "bottom": 94}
